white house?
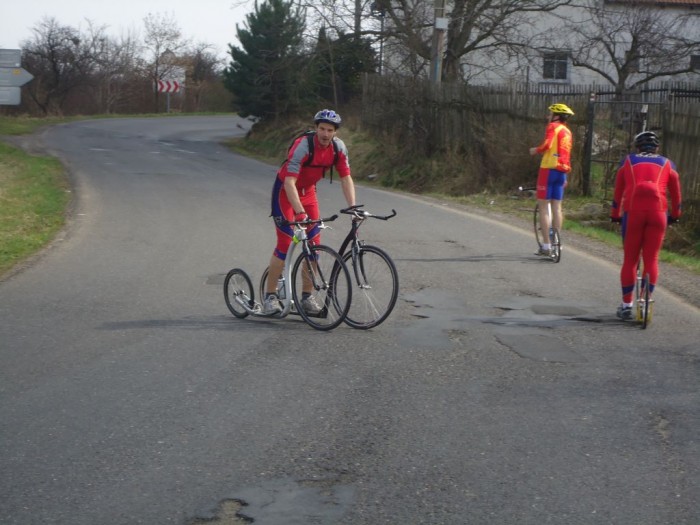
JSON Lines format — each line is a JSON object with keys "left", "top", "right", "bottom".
{"left": 459, "top": 0, "right": 700, "bottom": 88}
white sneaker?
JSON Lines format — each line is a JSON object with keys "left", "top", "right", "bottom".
{"left": 262, "top": 294, "right": 282, "bottom": 315}
{"left": 301, "top": 296, "right": 322, "bottom": 315}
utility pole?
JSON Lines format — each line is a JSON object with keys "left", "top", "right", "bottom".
{"left": 429, "top": 0, "right": 448, "bottom": 83}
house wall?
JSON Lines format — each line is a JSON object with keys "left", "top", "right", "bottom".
{"left": 460, "top": 1, "right": 700, "bottom": 87}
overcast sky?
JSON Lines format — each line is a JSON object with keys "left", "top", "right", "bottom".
{"left": 1, "top": 0, "right": 254, "bottom": 59}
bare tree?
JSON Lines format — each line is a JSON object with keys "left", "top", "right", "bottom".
{"left": 22, "top": 17, "right": 107, "bottom": 114}
{"left": 556, "top": 2, "right": 700, "bottom": 95}
{"left": 357, "top": 0, "right": 572, "bottom": 82}
{"left": 93, "top": 30, "right": 141, "bottom": 114}
{"left": 181, "top": 43, "right": 224, "bottom": 111}
{"left": 141, "top": 12, "right": 189, "bottom": 111}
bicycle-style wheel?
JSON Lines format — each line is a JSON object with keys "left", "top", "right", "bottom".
{"left": 634, "top": 265, "right": 644, "bottom": 322}
{"left": 224, "top": 268, "right": 254, "bottom": 318}
{"left": 642, "top": 273, "right": 651, "bottom": 329}
{"left": 341, "top": 245, "right": 399, "bottom": 329}
{"left": 291, "top": 245, "right": 351, "bottom": 330}
{"left": 550, "top": 228, "right": 562, "bottom": 263}
{"left": 260, "top": 266, "right": 289, "bottom": 314}
{"left": 533, "top": 204, "right": 545, "bottom": 249}
{"left": 259, "top": 267, "right": 269, "bottom": 302}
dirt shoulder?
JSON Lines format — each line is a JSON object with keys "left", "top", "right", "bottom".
{"left": 403, "top": 191, "right": 700, "bottom": 311}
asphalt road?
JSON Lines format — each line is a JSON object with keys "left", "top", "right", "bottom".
{"left": 1, "top": 116, "right": 698, "bottom": 525}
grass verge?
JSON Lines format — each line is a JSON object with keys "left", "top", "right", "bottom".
{"left": 0, "top": 140, "right": 69, "bottom": 276}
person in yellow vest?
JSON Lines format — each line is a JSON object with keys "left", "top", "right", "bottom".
{"left": 529, "top": 103, "right": 575, "bottom": 256}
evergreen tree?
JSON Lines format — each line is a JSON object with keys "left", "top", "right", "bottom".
{"left": 223, "top": 0, "right": 306, "bottom": 120}
{"left": 314, "top": 29, "right": 377, "bottom": 104}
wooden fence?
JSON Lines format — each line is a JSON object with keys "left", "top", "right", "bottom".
{"left": 361, "top": 75, "right": 699, "bottom": 232}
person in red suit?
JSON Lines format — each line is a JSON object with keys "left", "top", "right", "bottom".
{"left": 263, "top": 109, "right": 356, "bottom": 315}
{"left": 610, "top": 131, "right": 682, "bottom": 320}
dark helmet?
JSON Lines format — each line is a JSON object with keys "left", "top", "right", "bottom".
{"left": 314, "top": 109, "right": 342, "bottom": 128}
{"left": 634, "top": 131, "right": 660, "bottom": 151}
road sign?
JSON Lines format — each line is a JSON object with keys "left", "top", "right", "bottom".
{"left": 0, "top": 49, "right": 30, "bottom": 106}
{"left": 0, "top": 49, "right": 21, "bottom": 67}
{"left": 0, "top": 67, "right": 34, "bottom": 87}
{"left": 0, "top": 87, "right": 21, "bottom": 105}
{"left": 155, "top": 79, "right": 181, "bottom": 93}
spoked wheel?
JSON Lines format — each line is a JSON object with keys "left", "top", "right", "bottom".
{"left": 291, "top": 245, "right": 351, "bottom": 331}
{"left": 642, "top": 273, "right": 651, "bottom": 329}
{"left": 259, "top": 267, "right": 269, "bottom": 302}
{"left": 635, "top": 266, "right": 644, "bottom": 323}
{"left": 259, "top": 266, "right": 288, "bottom": 316}
{"left": 550, "top": 228, "right": 562, "bottom": 263}
{"left": 224, "top": 268, "right": 254, "bottom": 318}
{"left": 341, "top": 245, "right": 399, "bottom": 329}
{"left": 533, "top": 204, "right": 545, "bottom": 250}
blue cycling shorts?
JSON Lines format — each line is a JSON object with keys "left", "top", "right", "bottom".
{"left": 536, "top": 168, "right": 567, "bottom": 200}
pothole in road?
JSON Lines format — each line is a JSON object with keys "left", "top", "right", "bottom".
{"left": 189, "top": 478, "right": 355, "bottom": 525}
{"left": 400, "top": 289, "right": 611, "bottom": 359}
{"left": 188, "top": 499, "right": 251, "bottom": 524}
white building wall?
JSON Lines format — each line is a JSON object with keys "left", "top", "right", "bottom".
{"left": 461, "top": 1, "right": 700, "bottom": 87}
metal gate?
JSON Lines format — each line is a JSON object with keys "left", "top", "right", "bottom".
{"left": 582, "top": 96, "right": 667, "bottom": 198}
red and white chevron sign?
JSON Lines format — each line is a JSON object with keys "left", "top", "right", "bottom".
{"left": 155, "top": 79, "right": 181, "bottom": 93}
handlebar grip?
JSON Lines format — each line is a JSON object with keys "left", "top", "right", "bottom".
{"left": 340, "top": 205, "right": 363, "bottom": 214}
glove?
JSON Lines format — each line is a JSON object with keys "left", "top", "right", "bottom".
{"left": 610, "top": 216, "right": 622, "bottom": 224}
{"left": 294, "top": 212, "right": 308, "bottom": 224}
{"left": 668, "top": 215, "right": 679, "bottom": 225}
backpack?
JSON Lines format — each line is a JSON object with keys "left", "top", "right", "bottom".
{"left": 283, "top": 130, "right": 340, "bottom": 183}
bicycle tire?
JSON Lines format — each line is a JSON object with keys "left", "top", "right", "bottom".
{"left": 291, "top": 244, "right": 351, "bottom": 331}
{"left": 533, "top": 204, "right": 545, "bottom": 249}
{"left": 259, "top": 267, "right": 269, "bottom": 302}
{"left": 341, "top": 245, "right": 399, "bottom": 329}
{"left": 224, "top": 268, "right": 254, "bottom": 318}
{"left": 634, "top": 265, "right": 644, "bottom": 322}
{"left": 550, "top": 228, "right": 562, "bottom": 263}
{"left": 259, "top": 267, "right": 291, "bottom": 314}
{"left": 642, "top": 273, "right": 651, "bottom": 329}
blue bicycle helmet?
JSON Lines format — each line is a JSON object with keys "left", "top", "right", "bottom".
{"left": 314, "top": 109, "right": 342, "bottom": 128}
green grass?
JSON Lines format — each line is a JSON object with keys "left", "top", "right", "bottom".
{"left": 439, "top": 191, "right": 700, "bottom": 274}
{"left": 0, "top": 140, "right": 69, "bottom": 276}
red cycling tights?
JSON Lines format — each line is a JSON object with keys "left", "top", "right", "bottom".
{"left": 621, "top": 210, "right": 667, "bottom": 303}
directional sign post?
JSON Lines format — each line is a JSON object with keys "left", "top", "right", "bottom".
{"left": 155, "top": 80, "right": 181, "bottom": 93}
{"left": 0, "top": 49, "right": 21, "bottom": 67}
{"left": 154, "top": 78, "right": 183, "bottom": 113}
{"left": 0, "top": 49, "right": 33, "bottom": 106}
{"left": 0, "top": 87, "right": 21, "bottom": 105}
{"left": 0, "top": 67, "right": 34, "bottom": 87}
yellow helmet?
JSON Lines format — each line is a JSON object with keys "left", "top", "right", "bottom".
{"left": 548, "top": 103, "right": 575, "bottom": 116}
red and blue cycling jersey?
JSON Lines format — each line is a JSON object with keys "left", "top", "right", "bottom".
{"left": 611, "top": 153, "right": 681, "bottom": 219}
{"left": 611, "top": 152, "right": 682, "bottom": 303}
{"left": 271, "top": 134, "right": 351, "bottom": 259}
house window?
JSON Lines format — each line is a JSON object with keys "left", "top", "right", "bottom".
{"left": 691, "top": 55, "right": 700, "bottom": 70}
{"left": 543, "top": 53, "right": 569, "bottom": 81}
